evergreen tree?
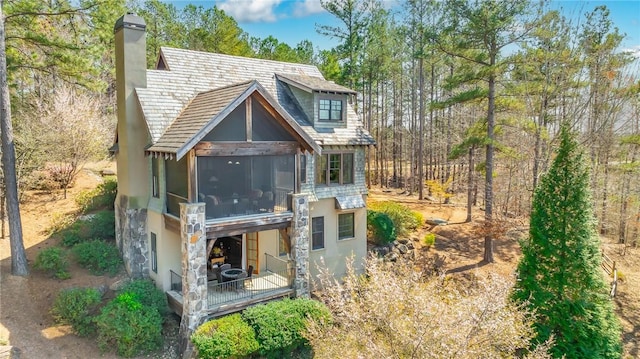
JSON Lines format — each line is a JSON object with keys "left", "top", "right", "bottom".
{"left": 512, "top": 126, "right": 622, "bottom": 358}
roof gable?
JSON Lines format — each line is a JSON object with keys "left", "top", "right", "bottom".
{"left": 147, "top": 80, "right": 320, "bottom": 159}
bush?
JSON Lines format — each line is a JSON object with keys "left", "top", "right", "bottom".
{"left": 118, "top": 280, "right": 169, "bottom": 316}
{"left": 85, "top": 210, "right": 115, "bottom": 239}
{"left": 95, "top": 292, "right": 163, "bottom": 357}
{"left": 192, "top": 314, "right": 260, "bottom": 359}
{"left": 242, "top": 298, "right": 332, "bottom": 358}
{"left": 368, "top": 201, "right": 421, "bottom": 236}
{"left": 422, "top": 233, "right": 436, "bottom": 247}
{"left": 73, "top": 240, "right": 122, "bottom": 276}
{"left": 59, "top": 211, "right": 115, "bottom": 247}
{"left": 50, "top": 287, "right": 102, "bottom": 337}
{"left": 33, "top": 247, "right": 70, "bottom": 279}
{"left": 76, "top": 177, "right": 117, "bottom": 213}
{"left": 367, "top": 210, "right": 396, "bottom": 245}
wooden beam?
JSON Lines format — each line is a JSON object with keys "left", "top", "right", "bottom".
{"left": 163, "top": 213, "right": 180, "bottom": 233}
{"left": 187, "top": 149, "right": 197, "bottom": 202}
{"left": 206, "top": 214, "right": 292, "bottom": 238}
{"left": 246, "top": 96, "right": 252, "bottom": 142}
{"left": 195, "top": 141, "right": 299, "bottom": 156}
{"left": 278, "top": 228, "right": 291, "bottom": 255}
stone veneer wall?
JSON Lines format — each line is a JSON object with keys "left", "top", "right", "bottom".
{"left": 114, "top": 195, "right": 148, "bottom": 279}
{"left": 291, "top": 193, "right": 310, "bottom": 297}
{"left": 177, "top": 202, "right": 208, "bottom": 358}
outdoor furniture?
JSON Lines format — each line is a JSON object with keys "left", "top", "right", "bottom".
{"left": 221, "top": 268, "right": 248, "bottom": 289}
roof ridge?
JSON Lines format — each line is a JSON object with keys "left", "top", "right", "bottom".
{"left": 159, "top": 46, "right": 320, "bottom": 71}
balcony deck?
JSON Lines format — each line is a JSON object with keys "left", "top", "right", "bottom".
{"left": 167, "top": 267, "right": 294, "bottom": 318}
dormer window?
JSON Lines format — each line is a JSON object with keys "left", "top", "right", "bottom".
{"left": 319, "top": 99, "right": 343, "bottom": 122}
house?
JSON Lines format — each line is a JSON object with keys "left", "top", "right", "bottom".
{"left": 113, "top": 13, "right": 375, "bottom": 345}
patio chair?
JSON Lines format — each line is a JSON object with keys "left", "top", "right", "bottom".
{"left": 246, "top": 265, "right": 254, "bottom": 287}
{"left": 235, "top": 271, "right": 248, "bottom": 290}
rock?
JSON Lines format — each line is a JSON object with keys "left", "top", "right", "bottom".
{"left": 109, "top": 278, "right": 132, "bottom": 291}
{"left": 96, "top": 284, "right": 109, "bottom": 296}
{"left": 396, "top": 244, "right": 409, "bottom": 254}
{"left": 426, "top": 218, "right": 448, "bottom": 226}
{"left": 406, "top": 242, "right": 414, "bottom": 250}
{"left": 385, "top": 252, "right": 399, "bottom": 262}
{"left": 101, "top": 169, "right": 116, "bottom": 176}
{"left": 397, "top": 238, "right": 409, "bottom": 244}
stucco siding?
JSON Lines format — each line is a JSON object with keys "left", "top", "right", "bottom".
{"left": 308, "top": 198, "right": 366, "bottom": 288}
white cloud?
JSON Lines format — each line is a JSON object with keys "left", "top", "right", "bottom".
{"left": 218, "top": 0, "right": 283, "bottom": 23}
{"left": 623, "top": 45, "right": 640, "bottom": 59}
{"left": 292, "top": 0, "right": 326, "bottom": 18}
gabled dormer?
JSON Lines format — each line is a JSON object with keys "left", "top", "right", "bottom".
{"left": 275, "top": 74, "right": 356, "bottom": 130}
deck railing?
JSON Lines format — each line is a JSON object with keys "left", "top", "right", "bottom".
{"left": 206, "top": 255, "right": 294, "bottom": 308}
{"left": 170, "top": 269, "right": 182, "bottom": 293}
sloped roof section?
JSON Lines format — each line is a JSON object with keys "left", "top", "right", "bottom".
{"left": 136, "top": 47, "right": 375, "bottom": 148}
{"left": 275, "top": 73, "right": 357, "bottom": 94}
{"left": 146, "top": 81, "right": 253, "bottom": 158}
{"left": 147, "top": 80, "right": 320, "bottom": 159}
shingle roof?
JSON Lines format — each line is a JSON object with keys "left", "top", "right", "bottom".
{"left": 136, "top": 47, "right": 375, "bottom": 150}
{"left": 147, "top": 81, "right": 321, "bottom": 159}
{"left": 275, "top": 73, "right": 357, "bottom": 94}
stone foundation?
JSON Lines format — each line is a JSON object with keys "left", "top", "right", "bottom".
{"left": 115, "top": 195, "right": 148, "bottom": 279}
{"left": 177, "top": 202, "right": 207, "bottom": 359}
{"left": 291, "top": 194, "right": 310, "bottom": 298}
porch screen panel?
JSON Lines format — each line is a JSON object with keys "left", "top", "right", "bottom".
{"left": 165, "top": 157, "right": 188, "bottom": 216}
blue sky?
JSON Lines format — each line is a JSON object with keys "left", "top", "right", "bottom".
{"left": 167, "top": 0, "right": 640, "bottom": 56}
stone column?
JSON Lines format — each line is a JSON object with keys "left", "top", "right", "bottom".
{"left": 114, "top": 196, "right": 148, "bottom": 278}
{"left": 291, "top": 193, "right": 310, "bottom": 298}
{"left": 177, "top": 202, "right": 207, "bottom": 359}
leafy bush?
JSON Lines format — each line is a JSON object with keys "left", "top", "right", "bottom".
{"left": 242, "top": 298, "right": 332, "bottom": 358}
{"left": 33, "top": 247, "right": 70, "bottom": 279}
{"left": 367, "top": 210, "right": 396, "bottom": 245}
{"left": 118, "top": 280, "right": 169, "bottom": 316}
{"left": 73, "top": 240, "right": 122, "bottom": 276}
{"left": 47, "top": 212, "right": 75, "bottom": 235}
{"left": 368, "top": 201, "right": 421, "bottom": 236}
{"left": 59, "top": 211, "right": 115, "bottom": 247}
{"left": 422, "top": 233, "right": 436, "bottom": 247}
{"left": 192, "top": 314, "right": 260, "bottom": 359}
{"left": 76, "top": 177, "right": 117, "bottom": 213}
{"left": 85, "top": 210, "right": 115, "bottom": 239}
{"left": 95, "top": 292, "right": 163, "bottom": 357}
{"left": 50, "top": 287, "right": 102, "bottom": 337}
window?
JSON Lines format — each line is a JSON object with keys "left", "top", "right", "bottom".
{"left": 151, "top": 158, "right": 159, "bottom": 198}
{"left": 319, "top": 99, "right": 343, "bottom": 121}
{"left": 338, "top": 213, "right": 354, "bottom": 240}
{"left": 315, "top": 152, "right": 354, "bottom": 185}
{"left": 311, "top": 217, "right": 324, "bottom": 250}
{"left": 150, "top": 233, "right": 157, "bottom": 273}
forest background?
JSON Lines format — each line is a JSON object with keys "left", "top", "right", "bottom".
{"left": 0, "top": 0, "right": 639, "bottom": 268}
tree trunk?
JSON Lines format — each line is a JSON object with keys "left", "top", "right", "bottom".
{"left": 484, "top": 66, "right": 496, "bottom": 263}
{"left": 466, "top": 146, "right": 474, "bottom": 223}
{"left": 418, "top": 56, "right": 425, "bottom": 200}
{"left": 0, "top": 7, "right": 28, "bottom": 276}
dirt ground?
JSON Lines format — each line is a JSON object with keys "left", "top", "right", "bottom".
{"left": 0, "top": 168, "right": 638, "bottom": 358}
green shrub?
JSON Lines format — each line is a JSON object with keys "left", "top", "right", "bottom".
{"left": 47, "top": 212, "right": 75, "bottom": 236}
{"left": 76, "top": 177, "right": 117, "bottom": 213}
{"left": 73, "top": 240, "right": 122, "bottom": 276}
{"left": 95, "top": 292, "right": 163, "bottom": 357}
{"left": 59, "top": 211, "right": 115, "bottom": 247}
{"left": 242, "top": 298, "right": 332, "bottom": 358}
{"left": 33, "top": 247, "right": 70, "bottom": 279}
{"left": 368, "top": 201, "right": 421, "bottom": 236}
{"left": 118, "top": 280, "right": 169, "bottom": 316}
{"left": 85, "top": 210, "right": 115, "bottom": 239}
{"left": 192, "top": 314, "right": 260, "bottom": 359}
{"left": 367, "top": 210, "right": 396, "bottom": 245}
{"left": 422, "top": 233, "right": 436, "bottom": 247}
{"left": 50, "top": 287, "right": 102, "bottom": 337}
{"left": 60, "top": 225, "right": 84, "bottom": 247}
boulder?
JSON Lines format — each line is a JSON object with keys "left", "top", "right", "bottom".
{"left": 426, "top": 217, "right": 448, "bottom": 226}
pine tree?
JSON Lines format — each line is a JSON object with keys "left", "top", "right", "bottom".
{"left": 512, "top": 126, "right": 621, "bottom": 358}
